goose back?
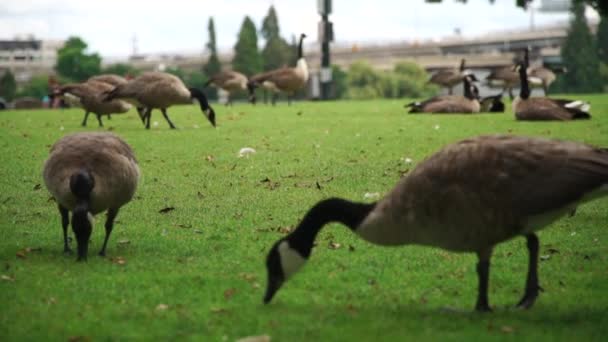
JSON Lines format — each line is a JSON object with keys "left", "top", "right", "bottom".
{"left": 357, "top": 135, "right": 608, "bottom": 251}
{"left": 112, "top": 72, "right": 191, "bottom": 108}
{"left": 43, "top": 132, "right": 140, "bottom": 214}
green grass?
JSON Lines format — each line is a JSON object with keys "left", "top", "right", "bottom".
{"left": 1, "top": 95, "right": 608, "bottom": 341}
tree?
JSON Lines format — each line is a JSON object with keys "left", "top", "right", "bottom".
{"left": 260, "top": 6, "right": 292, "bottom": 71}
{"left": 0, "top": 69, "right": 17, "bottom": 101}
{"left": 55, "top": 36, "right": 101, "bottom": 81}
{"left": 203, "top": 17, "right": 222, "bottom": 77}
{"left": 597, "top": 15, "right": 608, "bottom": 64}
{"left": 331, "top": 65, "right": 347, "bottom": 99}
{"left": 556, "top": 2, "right": 602, "bottom": 92}
{"left": 16, "top": 75, "right": 50, "bottom": 99}
{"left": 232, "top": 16, "right": 262, "bottom": 76}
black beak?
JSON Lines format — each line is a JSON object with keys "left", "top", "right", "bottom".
{"left": 204, "top": 108, "right": 216, "bottom": 127}
{"left": 263, "top": 275, "right": 284, "bottom": 304}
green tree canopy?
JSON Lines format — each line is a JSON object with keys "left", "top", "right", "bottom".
{"left": 0, "top": 69, "right": 17, "bottom": 101}
{"left": 203, "top": 17, "right": 222, "bottom": 77}
{"left": 260, "top": 6, "right": 292, "bottom": 71}
{"left": 556, "top": 2, "right": 603, "bottom": 92}
{"left": 55, "top": 36, "right": 101, "bottom": 81}
{"left": 597, "top": 15, "right": 608, "bottom": 64}
{"left": 232, "top": 16, "right": 262, "bottom": 76}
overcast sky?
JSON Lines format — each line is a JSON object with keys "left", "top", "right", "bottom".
{"left": 0, "top": 0, "right": 598, "bottom": 59}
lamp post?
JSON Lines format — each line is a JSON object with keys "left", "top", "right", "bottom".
{"left": 318, "top": 0, "right": 333, "bottom": 100}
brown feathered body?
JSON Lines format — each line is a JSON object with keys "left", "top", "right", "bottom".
{"left": 357, "top": 135, "right": 608, "bottom": 251}
{"left": 250, "top": 59, "right": 309, "bottom": 95}
{"left": 207, "top": 71, "right": 248, "bottom": 93}
{"left": 43, "top": 132, "right": 140, "bottom": 215}
{"left": 107, "top": 72, "right": 192, "bottom": 108}
{"left": 88, "top": 74, "right": 128, "bottom": 87}
{"left": 408, "top": 95, "right": 480, "bottom": 114}
{"left": 61, "top": 81, "right": 131, "bottom": 116}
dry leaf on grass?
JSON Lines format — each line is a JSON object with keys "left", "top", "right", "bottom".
{"left": 159, "top": 206, "right": 175, "bottom": 214}
{"left": 224, "top": 288, "right": 237, "bottom": 299}
{"left": 109, "top": 256, "right": 127, "bottom": 265}
{"left": 33, "top": 184, "right": 41, "bottom": 190}
{"left": 155, "top": 303, "right": 169, "bottom": 312}
{"left": 117, "top": 239, "right": 130, "bottom": 245}
{"left": 1, "top": 274, "right": 14, "bottom": 282}
{"left": 328, "top": 241, "right": 341, "bottom": 250}
{"left": 500, "top": 326, "right": 514, "bottom": 333}
{"left": 236, "top": 335, "right": 271, "bottom": 342}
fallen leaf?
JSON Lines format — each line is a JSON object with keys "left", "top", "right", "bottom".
{"left": 47, "top": 297, "right": 57, "bottom": 304}
{"left": 16, "top": 251, "right": 26, "bottom": 259}
{"left": 237, "top": 335, "right": 271, "bottom": 342}
{"left": 277, "top": 226, "right": 292, "bottom": 234}
{"left": 109, "top": 256, "right": 127, "bottom": 265}
{"left": 117, "top": 239, "right": 130, "bottom": 245}
{"left": 348, "top": 245, "right": 356, "bottom": 252}
{"left": 205, "top": 155, "right": 214, "bottom": 162}
{"left": 159, "top": 207, "right": 175, "bottom": 214}
{"left": 316, "top": 182, "right": 322, "bottom": 190}
{"left": 210, "top": 307, "right": 228, "bottom": 314}
{"left": 33, "top": 184, "right": 41, "bottom": 191}
{"left": 500, "top": 326, "right": 514, "bottom": 333}
{"left": 155, "top": 303, "right": 169, "bottom": 311}
{"left": 193, "top": 229, "right": 204, "bottom": 234}
{"left": 177, "top": 224, "right": 192, "bottom": 229}
{"left": 1, "top": 274, "right": 14, "bottom": 282}
{"left": 328, "top": 241, "right": 341, "bottom": 250}
{"left": 540, "top": 255, "right": 550, "bottom": 261}
{"left": 238, "top": 147, "right": 256, "bottom": 158}
{"left": 547, "top": 248, "right": 559, "bottom": 254}
{"left": 224, "top": 288, "right": 237, "bottom": 299}
{"left": 239, "top": 273, "right": 257, "bottom": 283}
{"left": 363, "top": 192, "right": 380, "bottom": 200}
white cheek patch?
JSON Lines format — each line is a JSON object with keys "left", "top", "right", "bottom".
{"left": 278, "top": 241, "right": 306, "bottom": 279}
{"left": 87, "top": 213, "right": 95, "bottom": 227}
{"left": 565, "top": 100, "right": 583, "bottom": 108}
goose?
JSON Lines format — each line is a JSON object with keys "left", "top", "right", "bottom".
{"left": 485, "top": 66, "right": 520, "bottom": 100}
{"left": 43, "top": 132, "right": 140, "bottom": 261}
{"left": 204, "top": 70, "right": 248, "bottom": 106}
{"left": 247, "top": 33, "right": 309, "bottom": 105}
{"left": 428, "top": 58, "right": 467, "bottom": 95}
{"left": 88, "top": 74, "right": 147, "bottom": 124}
{"left": 479, "top": 92, "right": 505, "bottom": 113}
{"left": 263, "top": 134, "right": 608, "bottom": 311}
{"left": 59, "top": 81, "right": 132, "bottom": 127}
{"left": 104, "top": 72, "right": 216, "bottom": 129}
{"left": 527, "top": 66, "right": 566, "bottom": 96}
{"left": 513, "top": 58, "right": 590, "bottom": 121}
{"left": 406, "top": 75, "right": 480, "bottom": 114}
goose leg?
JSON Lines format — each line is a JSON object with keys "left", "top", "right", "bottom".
{"left": 137, "top": 107, "right": 147, "bottom": 125}
{"left": 96, "top": 114, "right": 104, "bottom": 127}
{"left": 475, "top": 248, "right": 493, "bottom": 312}
{"left": 81, "top": 111, "right": 91, "bottom": 127}
{"left": 516, "top": 233, "right": 542, "bottom": 309}
{"left": 287, "top": 94, "right": 292, "bottom": 106}
{"left": 59, "top": 204, "right": 71, "bottom": 253}
{"left": 160, "top": 108, "right": 177, "bottom": 129}
{"left": 107, "top": 114, "right": 112, "bottom": 120}
{"left": 271, "top": 93, "right": 278, "bottom": 106}
{"left": 99, "top": 208, "right": 119, "bottom": 257}
{"left": 145, "top": 108, "right": 152, "bottom": 129}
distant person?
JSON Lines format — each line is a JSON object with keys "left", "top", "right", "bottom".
{"left": 48, "top": 76, "right": 61, "bottom": 108}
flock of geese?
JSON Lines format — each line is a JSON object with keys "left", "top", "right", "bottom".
{"left": 42, "top": 38, "right": 606, "bottom": 312}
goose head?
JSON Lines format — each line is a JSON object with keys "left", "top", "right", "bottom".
{"left": 264, "top": 238, "right": 309, "bottom": 304}
{"left": 189, "top": 87, "right": 216, "bottom": 127}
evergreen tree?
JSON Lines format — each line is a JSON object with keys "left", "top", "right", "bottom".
{"left": 232, "top": 16, "right": 262, "bottom": 76}
{"left": 260, "top": 6, "right": 292, "bottom": 71}
{"left": 0, "top": 69, "right": 17, "bottom": 101}
{"left": 203, "top": 17, "right": 222, "bottom": 77}
{"left": 597, "top": 15, "right": 608, "bottom": 64}
{"left": 557, "top": 2, "right": 602, "bottom": 92}
{"left": 55, "top": 36, "right": 101, "bottom": 81}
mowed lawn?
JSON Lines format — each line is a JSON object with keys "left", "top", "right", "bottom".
{"left": 1, "top": 95, "right": 608, "bottom": 341}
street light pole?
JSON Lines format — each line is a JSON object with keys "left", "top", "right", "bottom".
{"left": 318, "top": 0, "right": 333, "bottom": 100}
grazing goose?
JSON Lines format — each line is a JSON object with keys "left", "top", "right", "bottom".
{"left": 104, "top": 72, "right": 216, "bottom": 129}
{"left": 204, "top": 70, "right": 248, "bottom": 106}
{"left": 43, "top": 132, "right": 140, "bottom": 261}
{"left": 513, "top": 61, "right": 591, "bottom": 121}
{"left": 89, "top": 74, "right": 147, "bottom": 124}
{"left": 428, "top": 59, "right": 467, "bottom": 95}
{"left": 248, "top": 33, "right": 309, "bottom": 105}
{"left": 406, "top": 75, "right": 480, "bottom": 114}
{"left": 263, "top": 134, "right": 608, "bottom": 311}
{"left": 59, "top": 81, "right": 132, "bottom": 127}
{"left": 527, "top": 66, "right": 566, "bottom": 96}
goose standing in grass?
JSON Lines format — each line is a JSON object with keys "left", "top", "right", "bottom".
{"left": 406, "top": 75, "right": 480, "bottom": 114}
{"left": 247, "top": 33, "right": 309, "bottom": 105}
{"left": 485, "top": 65, "right": 520, "bottom": 100}
{"left": 428, "top": 59, "right": 467, "bottom": 95}
{"left": 204, "top": 70, "right": 248, "bottom": 106}
{"left": 527, "top": 65, "right": 566, "bottom": 96}
{"left": 513, "top": 60, "right": 590, "bottom": 121}
{"left": 263, "top": 135, "right": 608, "bottom": 311}
{"left": 104, "top": 72, "right": 216, "bottom": 129}
{"left": 43, "top": 132, "right": 140, "bottom": 261}
{"left": 59, "top": 81, "right": 132, "bottom": 127}
{"left": 89, "top": 74, "right": 147, "bottom": 123}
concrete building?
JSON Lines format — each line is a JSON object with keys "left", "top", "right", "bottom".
{"left": 0, "top": 37, "right": 64, "bottom": 84}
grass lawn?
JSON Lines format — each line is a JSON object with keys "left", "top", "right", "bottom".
{"left": 1, "top": 95, "right": 608, "bottom": 341}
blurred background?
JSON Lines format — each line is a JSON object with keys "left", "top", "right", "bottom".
{"left": 0, "top": 0, "right": 606, "bottom": 108}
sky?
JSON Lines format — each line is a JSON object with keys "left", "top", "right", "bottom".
{"left": 0, "top": 0, "right": 598, "bottom": 59}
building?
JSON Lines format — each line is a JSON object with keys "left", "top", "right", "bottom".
{"left": 0, "top": 37, "right": 64, "bottom": 84}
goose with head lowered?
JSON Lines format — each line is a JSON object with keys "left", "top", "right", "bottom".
{"left": 263, "top": 134, "right": 608, "bottom": 311}
{"left": 428, "top": 58, "right": 468, "bottom": 95}
{"left": 87, "top": 74, "right": 147, "bottom": 122}
{"left": 104, "top": 71, "right": 216, "bottom": 129}
{"left": 406, "top": 74, "right": 480, "bottom": 114}
{"left": 247, "top": 33, "right": 309, "bottom": 105}
{"left": 43, "top": 132, "right": 140, "bottom": 261}
{"left": 204, "top": 70, "right": 248, "bottom": 106}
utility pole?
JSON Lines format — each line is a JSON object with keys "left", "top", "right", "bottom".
{"left": 318, "top": 0, "right": 333, "bottom": 100}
